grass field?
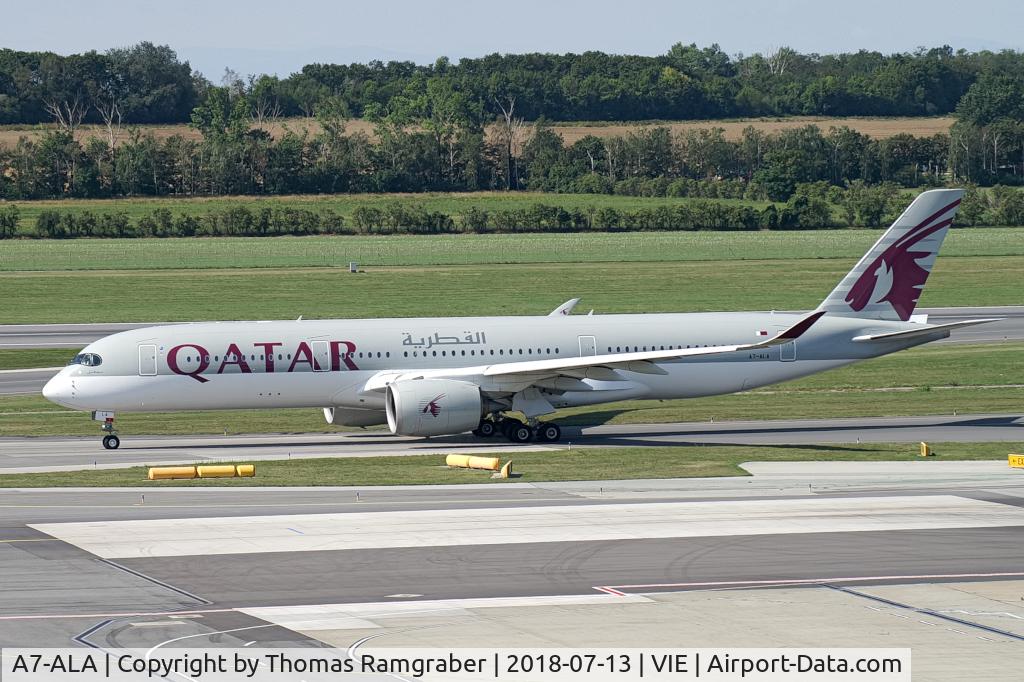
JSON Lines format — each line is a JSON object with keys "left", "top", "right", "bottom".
{"left": 0, "top": 441, "right": 1012, "bottom": 488}
{"left": 4, "top": 227, "right": 1024, "bottom": 272}
{"left": 4, "top": 343, "right": 1020, "bottom": 437}
{"left": 0, "top": 349, "right": 68, "bottom": 370}
{"left": 2, "top": 255, "right": 1020, "bottom": 324}
{"left": 0, "top": 115, "right": 956, "bottom": 151}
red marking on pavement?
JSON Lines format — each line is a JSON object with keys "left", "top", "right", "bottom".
{"left": 593, "top": 586, "right": 627, "bottom": 596}
{"left": 605, "top": 571, "right": 1024, "bottom": 591}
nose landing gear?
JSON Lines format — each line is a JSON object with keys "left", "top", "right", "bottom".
{"left": 94, "top": 412, "right": 120, "bottom": 449}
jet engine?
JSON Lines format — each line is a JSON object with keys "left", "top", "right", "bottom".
{"left": 385, "top": 379, "right": 483, "bottom": 436}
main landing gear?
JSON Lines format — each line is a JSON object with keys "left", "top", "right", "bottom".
{"left": 473, "top": 416, "right": 562, "bottom": 443}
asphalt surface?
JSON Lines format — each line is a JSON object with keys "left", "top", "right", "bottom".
{"left": 1, "top": 307, "right": 1020, "bottom": 396}
{"left": 1, "top": 413, "right": 1020, "bottom": 473}
{"left": 0, "top": 322, "right": 180, "bottom": 348}
{"left": 0, "top": 367, "right": 62, "bottom": 395}
{"left": 2, "top": 473, "right": 1024, "bottom": 648}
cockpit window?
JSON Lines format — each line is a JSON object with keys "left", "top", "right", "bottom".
{"left": 68, "top": 353, "right": 102, "bottom": 367}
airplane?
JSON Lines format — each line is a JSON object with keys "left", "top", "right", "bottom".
{"left": 43, "top": 188, "right": 998, "bottom": 450}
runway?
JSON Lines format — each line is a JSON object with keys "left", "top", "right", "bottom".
{"left": 0, "top": 322, "right": 180, "bottom": 348}
{"left": 1, "top": 306, "right": 1020, "bottom": 396}
{"left": 2, "top": 314, "right": 1022, "bottom": 678}
{"left": 2, "top": 465, "right": 1024, "bottom": 681}
{"left": 1, "top": 413, "right": 1020, "bottom": 473}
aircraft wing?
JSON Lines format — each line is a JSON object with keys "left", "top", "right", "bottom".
{"left": 361, "top": 311, "right": 825, "bottom": 394}
{"left": 851, "top": 318, "right": 1001, "bottom": 343}
{"left": 484, "top": 311, "right": 825, "bottom": 378}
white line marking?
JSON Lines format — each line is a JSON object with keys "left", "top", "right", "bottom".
{"left": 0, "top": 607, "right": 233, "bottom": 622}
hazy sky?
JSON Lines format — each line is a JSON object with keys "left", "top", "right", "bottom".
{"left": 2, "top": 0, "right": 1021, "bottom": 79}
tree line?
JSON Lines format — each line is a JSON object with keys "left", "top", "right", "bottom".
{"left": 3, "top": 43, "right": 1024, "bottom": 125}
{"left": 4, "top": 116, "right": 1023, "bottom": 202}
{"left": 5, "top": 184, "right": 1024, "bottom": 240}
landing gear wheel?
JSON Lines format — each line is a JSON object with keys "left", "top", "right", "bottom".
{"left": 508, "top": 423, "right": 534, "bottom": 443}
{"left": 473, "top": 420, "right": 497, "bottom": 438}
{"left": 498, "top": 418, "right": 520, "bottom": 438}
{"left": 102, "top": 435, "right": 120, "bottom": 450}
{"left": 535, "top": 422, "right": 561, "bottom": 443}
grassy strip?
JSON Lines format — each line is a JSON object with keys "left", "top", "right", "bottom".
{"left": 1, "top": 257, "right": 1021, "bottom": 324}
{"left": 3, "top": 343, "right": 1021, "bottom": 436}
{"left": 3, "top": 228, "right": 1024, "bottom": 272}
{"left": 0, "top": 442, "right": 1013, "bottom": 488}
{"left": 0, "top": 349, "right": 72, "bottom": 371}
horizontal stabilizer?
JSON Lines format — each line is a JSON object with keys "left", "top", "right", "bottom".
{"left": 548, "top": 298, "right": 580, "bottom": 316}
{"left": 852, "top": 318, "right": 1001, "bottom": 343}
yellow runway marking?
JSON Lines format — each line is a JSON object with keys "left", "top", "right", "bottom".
{"left": 0, "top": 538, "right": 57, "bottom": 543}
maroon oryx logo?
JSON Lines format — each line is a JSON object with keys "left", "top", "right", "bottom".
{"left": 421, "top": 394, "right": 445, "bottom": 418}
{"left": 845, "top": 198, "right": 960, "bottom": 321}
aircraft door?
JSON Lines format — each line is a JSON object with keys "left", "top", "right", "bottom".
{"left": 311, "top": 340, "right": 330, "bottom": 372}
{"left": 780, "top": 342, "right": 796, "bottom": 362}
{"left": 138, "top": 344, "right": 157, "bottom": 376}
{"left": 578, "top": 335, "right": 597, "bottom": 356}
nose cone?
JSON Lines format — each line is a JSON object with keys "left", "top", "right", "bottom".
{"left": 42, "top": 373, "right": 74, "bottom": 408}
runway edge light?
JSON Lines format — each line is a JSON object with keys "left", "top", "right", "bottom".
{"left": 1009, "top": 454, "right": 1024, "bottom": 468}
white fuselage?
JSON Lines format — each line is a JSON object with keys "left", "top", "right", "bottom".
{"left": 42, "top": 311, "right": 930, "bottom": 416}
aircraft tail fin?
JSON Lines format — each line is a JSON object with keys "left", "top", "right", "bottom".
{"left": 817, "top": 188, "right": 964, "bottom": 321}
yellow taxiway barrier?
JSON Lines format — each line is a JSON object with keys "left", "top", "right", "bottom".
{"left": 197, "top": 465, "right": 238, "bottom": 478}
{"left": 1009, "top": 454, "right": 1024, "bottom": 468}
{"left": 147, "top": 466, "right": 197, "bottom": 480}
{"left": 147, "top": 464, "right": 257, "bottom": 480}
{"left": 445, "top": 454, "right": 501, "bottom": 471}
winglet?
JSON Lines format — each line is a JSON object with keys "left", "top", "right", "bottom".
{"left": 748, "top": 311, "right": 825, "bottom": 349}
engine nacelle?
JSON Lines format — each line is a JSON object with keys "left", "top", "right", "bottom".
{"left": 385, "top": 379, "right": 482, "bottom": 436}
{"left": 323, "top": 406, "right": 387, "bottom": 427}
